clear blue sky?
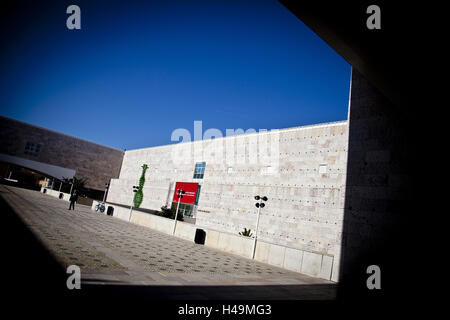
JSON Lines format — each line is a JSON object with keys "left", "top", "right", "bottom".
{"left": 0, "top": 0, "right": 350, "bottom": 150}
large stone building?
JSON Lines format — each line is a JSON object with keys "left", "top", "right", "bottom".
{"left": 105, "top": 120, "right": 348, "bottom": 281}
{"left": 0, "top": 116, "right": 124, "bottom": 194}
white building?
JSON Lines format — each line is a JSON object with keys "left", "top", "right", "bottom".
{"left": 105, "top": 120, "right": 348, "bottom": 281}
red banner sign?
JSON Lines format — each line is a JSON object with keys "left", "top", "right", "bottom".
{"left": 173, "top": 182, "right": 199, "bottom": 205}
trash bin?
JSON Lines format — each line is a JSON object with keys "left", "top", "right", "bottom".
{"left": 194, "top": 228, "right": 206, "bottom": 245}
{"left": 107, "top": 206, "right": 114, "bottom": 216}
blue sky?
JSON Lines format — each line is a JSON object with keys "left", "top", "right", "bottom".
{"left": 0, "top": 0, "right": 350, "bottom": 150}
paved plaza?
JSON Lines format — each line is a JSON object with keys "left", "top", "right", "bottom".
{"left": 0, "top": 185, "right": 336, "bottom": 300}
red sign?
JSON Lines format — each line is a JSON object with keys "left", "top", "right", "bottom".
{"left": 173, "top": 182, "right": 199, "bottom": 205}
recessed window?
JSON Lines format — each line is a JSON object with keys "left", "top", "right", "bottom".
{"left": 172, "top": 202, "right": 194, "bottom": 217}
{"left": 261, "top": 166, "right": 275, "bottom": 175}
{"left": 319, "top": 164, "right": 327, "bottom": 174}
{"left": 193, "top": 162, "right": 206, "bottom": 179}
{"left": 24, "top": 142, "right": 41, "bottom": 157}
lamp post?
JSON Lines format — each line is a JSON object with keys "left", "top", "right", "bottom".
{"left": 69, "top": 178, "right": 74, "bottom": 195}
{"left": 102, "top": 182, "right": 110, "bottom": 203}
{"left": 251, "top": 195, "right": 268, "bottom": 259}
{"left": 172, "top": 189, "right": 185, "bottom": 235}
{"left": 129, "top": 185, "right": 139, "bottom": 221}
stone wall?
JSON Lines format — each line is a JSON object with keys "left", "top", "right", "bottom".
{"left": 107, "top": 120, "right": 349, "bottom": 281}
{"left": 0, "top": 116, "right": 124, "bottom": 191}
{"left": 338, "top": 69, "right": 415, "bottom": 296}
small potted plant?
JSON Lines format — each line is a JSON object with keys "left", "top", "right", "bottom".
{"left": 239, "top": 228, "right": 253, "bottom": 237}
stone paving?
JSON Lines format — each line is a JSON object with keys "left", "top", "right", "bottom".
{"left": 0, "top": 185, "right": 336, "bottom": 299}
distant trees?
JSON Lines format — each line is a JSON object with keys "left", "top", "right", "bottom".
{"left": 61, "top": 176, "right": 88, "bottom": 195}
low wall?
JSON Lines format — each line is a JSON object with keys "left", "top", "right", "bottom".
{"left": 91, "top": 200, "right": 103, "bottom": 211}
{"left": 90, "top": 201, "right": 334, "bottom": 281}
{"left": 253, "top": 241, "right": 333, "bottom": 280}
{"left": 130, "top": 209, "right": 173, "bottom": 233}
{"left": 92, "top": 200, "right": 131, "bottom": 221}
{"left": 203, "top": 227, "right": 333, "bottom": 279}
{"left": 205, "top": 229, "right": 253, "bottom": 258}
{"left": 42, "top": 187, "right": 94, "bottom": 206}
{"left": 110, "top": 205, "right": 131, "bottom": 221}
{"left": 41, "top": 187, "right": 70, "bottom": 201}
{"left": 77, "top": 197, "right": 93, "bottom": 206}
{"left": 174, "top": 220, "right": 198, "bottom": 242}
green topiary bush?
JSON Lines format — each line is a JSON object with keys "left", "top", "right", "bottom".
{"left": 133, "top": 164, "right": 148, "bottom": 208}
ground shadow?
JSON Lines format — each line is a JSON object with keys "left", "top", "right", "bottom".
{"left": 1, "top": 193, "right": 337, "bottom": 304}
{"left": 337, "top": 69, "right": 417, "bottom": 301}
{"left": 0, "top": 192, "right": 69, "bottom": 304}
{"left": 80, "top": 282, "right": 337, "bottom": 300}
{"left": 278, "top": 2, "right": 423, "bottom": 303}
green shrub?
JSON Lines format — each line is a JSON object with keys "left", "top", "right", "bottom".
{"left": 160, "top": 205, "right": 183, "bottom": 221}
{"left": 133, "top": 164, "right": 148, "bottom": 208}
{"left": 239, "top": 228, "right": 253, "bottom": 237}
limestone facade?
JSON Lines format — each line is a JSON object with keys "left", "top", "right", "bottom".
{"left": 107, "top": 120, "right": 349, "bottom": 280}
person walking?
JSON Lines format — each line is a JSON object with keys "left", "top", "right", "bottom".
{"left": 69, "top": 190, "right": 78, "bottom": 210}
